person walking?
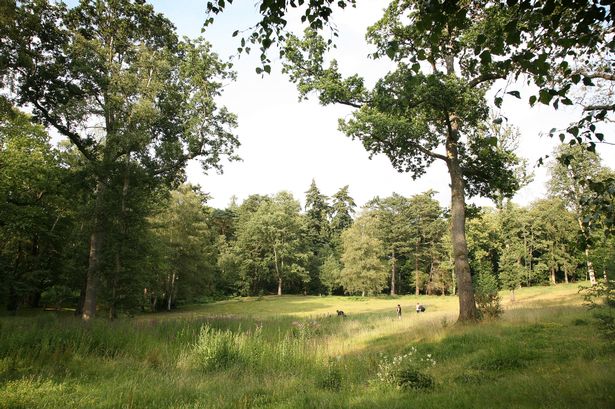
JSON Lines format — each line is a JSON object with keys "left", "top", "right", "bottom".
{"left": 396, "top": 304, "right": 402, "bottom": 320}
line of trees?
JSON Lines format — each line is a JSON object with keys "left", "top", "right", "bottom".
{"left": 2, "top": 112, "right": 613, "bottom": 316}
{"left": 2, "top": 0, "right": 613, "bottom": 321}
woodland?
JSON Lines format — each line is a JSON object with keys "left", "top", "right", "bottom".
{"left": 1, "top": 0, "right": 613, "bottom": 320}
{"left": 1, "top": 1, "right": 615, "bottom": 408}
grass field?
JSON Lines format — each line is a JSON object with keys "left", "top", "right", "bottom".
{"left": 1, "top": 283, "right": 613, "bottom": 408}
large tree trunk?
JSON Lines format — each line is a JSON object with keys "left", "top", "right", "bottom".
{"left": 109, "top": 167, "right": 130, "bottom": 320}
{"left": 446, "top": 135, "right": 478, "bottom": 322}
{"left": 82, "top": 181, "right": 106, "bottom": 321}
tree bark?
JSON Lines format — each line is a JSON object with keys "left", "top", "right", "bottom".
{"left": 575, "top": 218, "right": 597, "bottom": 286}
{"left": 584, "top": 247, "right": 597, "bottom": 286}
{"left": 167, "top": 272, "right": 175, "bottom": 311}
{"left": 274, "top": 246, "right": 282, "bottom": 296}
{"left": 446, "top": 131, "right": 478, "bottom": 322}
{"left": 82, "top": 181, "right": 106, "bottom": 321}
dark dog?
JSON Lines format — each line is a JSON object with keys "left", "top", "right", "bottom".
{"left": 336, "top": 310, "right": 346, "bottom": 317}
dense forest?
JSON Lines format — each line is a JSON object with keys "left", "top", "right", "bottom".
{"left": 1, "top": 0, "right": 614, "bottom": 320}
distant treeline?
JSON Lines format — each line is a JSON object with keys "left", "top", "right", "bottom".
{"left": 2, "top": 111, "right": 613, "bottom": 316}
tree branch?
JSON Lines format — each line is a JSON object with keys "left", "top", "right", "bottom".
{"left": 332, "top": 98, "right": 363, "bottom": 109}
{"left": 468, "top": 73, "right": 504, "bottom": 88}
{"left": 31, "top": 100, "right": 96, "bottom": 162}
{"left": 578, "top": 70, "right": 615, "bottom": 81}
{"left": 584, "top": 104, "right": 615, "bottom": 112}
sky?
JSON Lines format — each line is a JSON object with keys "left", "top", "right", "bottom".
{"left": 73, "top": 1, "right": 615, "bottom": 210}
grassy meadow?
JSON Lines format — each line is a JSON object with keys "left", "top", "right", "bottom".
{"left": 1, "top": 284, "right": 613, "bottom": 408}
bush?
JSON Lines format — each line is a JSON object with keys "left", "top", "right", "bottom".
{"left": 474, "top": 272, "right": 503, "bottom": 319}
{"left": 582, "top": 280, "right": 615, "bottom": 343}
{"left": 375, "top": 347, "right": 436, "bottom": 390}
{"left": 395, "top": 367, "right": 434, "bottom": 390}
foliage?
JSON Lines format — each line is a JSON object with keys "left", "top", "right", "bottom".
{"left": 232, "top": 192, "right": 310, "bottom": 295}
{"left": 0, "top": 108, "right": 83, "bottom": 312}
{"left": 282, "top": 0, "right": 536, "bottom": 321}
{"left": 320, "top": 254, "right": 342, "bottom": 295}
{"left": 339, "top": 211, "right": 388, "bottom": 295}
{"left": 474, "top": 272, "right": 503, "bottom": 319}
{"left": 204, "top": 0, "right": 357, "bottom": 74}
{"left": 582, "top": 280, "right": 615, "bottom": 343}
{"left": 375, "top": 347, "right": 436, "bottom": 390}
{"left": 2, "top": 0, "right": 239, "bottom": 318}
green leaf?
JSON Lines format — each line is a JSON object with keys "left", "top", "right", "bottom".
{"left": 480, "top": 50, "right": 492, "bottom": 64}
{"left": 507, "top": 91, "right": 521, "bottom": 99}
{"left": 495, "top": 97, "right": 503, "bottom": 108}
{"left": 529, "top": 95, "right": 537, "bottom": 106}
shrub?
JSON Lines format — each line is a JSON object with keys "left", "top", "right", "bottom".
{"left": 581, "top": 280, "right": 615, "bottom": 343}
{"left": 375, "top": 347, "right": 436, "bottom": 390}
{"left": 395, "top": 367, "right": 434, "bottom": 390}
{"left": 474, "top": 272, "right": 503, "bottom": 319}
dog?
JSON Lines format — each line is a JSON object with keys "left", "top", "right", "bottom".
{"left": 336, "top": 310, "right": 346, "bottom": 317}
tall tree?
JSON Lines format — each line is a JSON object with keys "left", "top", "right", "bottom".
{"left": 0, "top": 108, "right": 73, "bottom": 311}
{"left": 529, "top": 198, "right": 579, "bottom": 285}
{"left": 339, "top": 211, "right": 388, "bottom": 296}
{"left": 497, "top": 202, "right": 528, "bottom": 300}
{"left": 282, "top": 2, "right": 523, "bottom": 320}
{"left": 305, "top": 179, "right": 331, "bottom": 243}
{"left": 235, "top": 192, "right": 309, "bottom": 296}
{"left": 549, "top": 144, "right": 606, "bottom": 285}
{"left": 150, "top": 185, "right": 218, "bottom": 310}
{"left": 3, "top": 0, "right": 238, "bottom": 319}
{"left": 407, "top": 191, "right": 447, "bottom": 296}
{"left": 304, "top": 179, "right": 332, "bottom": 293}
{"left": 367, "top": 193, "right": 412, "bottom": 296}
{"left": 330, "top": 185, "right": 356, "bottom": 235}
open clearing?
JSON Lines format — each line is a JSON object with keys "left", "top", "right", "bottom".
{"left": 1, "top": 283, "right": 613, "bottom": 408}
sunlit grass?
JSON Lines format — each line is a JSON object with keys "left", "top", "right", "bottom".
{"left": 1, "top": 282, "right": 613, "bottom": 408}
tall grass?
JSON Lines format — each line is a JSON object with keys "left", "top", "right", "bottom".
{"left": 1, "top": 284, "right": 613, "bottom": 408}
